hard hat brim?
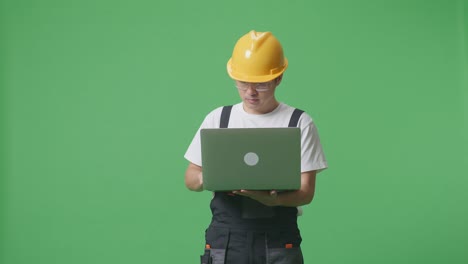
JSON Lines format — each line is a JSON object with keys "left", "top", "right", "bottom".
{"left": 226, "top": 58, "right": 288, "bottom": 83}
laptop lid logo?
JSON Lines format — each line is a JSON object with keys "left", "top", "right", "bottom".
{"left": 244, "top": 152, "right": 259, "bottom": 166}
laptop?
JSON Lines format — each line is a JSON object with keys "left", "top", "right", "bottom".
{"left": 200, "top": 127, "right": 301, "bottom": 191}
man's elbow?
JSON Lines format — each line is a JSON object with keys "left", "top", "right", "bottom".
{"left": 185, "top": 163, "right": 204, "bottom": 192}
{"left": 184, "top": 174, "right": 203, "bottom": 192}
{"left": 301, "top": 190, "right": 315, "bottom": 206}
{"left": 185, "top": 181, "right": 203, "bottom": 192}
{"left": 301, "top": 171, "right": 317, "bottom": 205}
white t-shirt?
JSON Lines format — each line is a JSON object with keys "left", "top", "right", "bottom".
{"left": 185, "top": 102, "right": 328, "bottom": 173}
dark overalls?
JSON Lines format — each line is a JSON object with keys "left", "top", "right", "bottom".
{"left": 201, "top": 106, "right": 305, "bottom": 264}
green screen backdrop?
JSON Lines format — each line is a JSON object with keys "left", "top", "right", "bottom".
{"left": 1, "top": 0, "right": 467, "bottom": 263}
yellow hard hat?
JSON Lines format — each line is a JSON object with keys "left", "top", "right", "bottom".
{"left": 227, "top": 30, "right": 288, "bottom": 83}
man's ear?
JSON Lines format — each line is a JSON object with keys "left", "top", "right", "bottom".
{"left": 275, "top": 74, "right": 283, "bottom": 86}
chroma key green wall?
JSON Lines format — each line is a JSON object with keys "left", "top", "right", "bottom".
{"left": 1, "top": 0, "right": 466, "bottom": 263}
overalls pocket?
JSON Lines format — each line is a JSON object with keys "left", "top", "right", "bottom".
{"left": 267, "top": 247, "right": 303, "bottom": 264}
{"left": 201, "top": 227, "right": 230, "bottom": 264}
{"left": 266, "top": 229, "right": 304, "bottom": 264}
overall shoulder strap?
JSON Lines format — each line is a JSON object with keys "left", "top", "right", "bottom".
{"left": 288, "top": 108, "right": 304, "bottom": 127}
{"left": 220, "top": 105, "right": 233, "bottom": 128}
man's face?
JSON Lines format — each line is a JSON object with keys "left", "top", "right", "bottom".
{"left": 235, "top": 78, "right": 280, "bottom": 114}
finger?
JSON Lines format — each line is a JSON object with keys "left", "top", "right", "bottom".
{"left": 233, "top": 190, "right": 249, "bottom": 197}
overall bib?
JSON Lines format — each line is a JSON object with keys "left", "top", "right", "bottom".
{"left": 201, "top": 106, "right": 305, "bottom": 264}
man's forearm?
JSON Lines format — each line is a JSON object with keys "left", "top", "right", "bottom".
{"left": 276, "top": 170, "right": 316, "bottom": 206}
{"left": 276, "top": 189, "right": 314, "bottom": 207}
{"left": 234, "top": 171, "right": 317, "bottom": 207}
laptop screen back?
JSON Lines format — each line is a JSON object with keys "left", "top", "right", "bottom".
{"left": 200, "top": 127, "right": 301, "bottom": 191}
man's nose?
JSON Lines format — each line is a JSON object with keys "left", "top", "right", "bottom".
{"left": 246, "top": 85, "right": 258, "bottom": 94}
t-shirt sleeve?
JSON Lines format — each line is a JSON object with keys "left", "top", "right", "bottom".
{"left": 299, "top": 114, "right": 328, "bottom": 173}
{"left": 184, "top": 107, "right": 222, "bottom": 166}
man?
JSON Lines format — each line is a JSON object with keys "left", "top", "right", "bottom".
{"left": 184, "top": 30, "right": 328, "bottom": 264}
